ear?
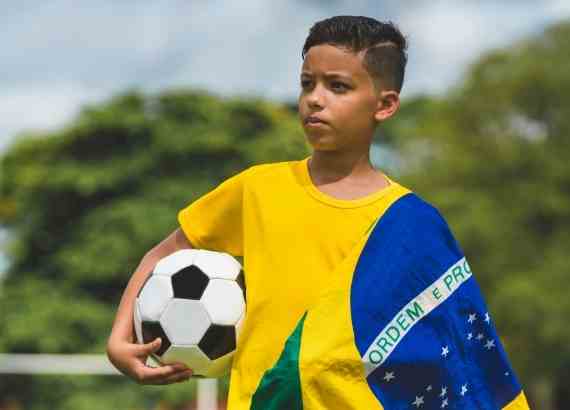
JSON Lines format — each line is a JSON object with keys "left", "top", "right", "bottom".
{"left": 374, "top": 91, "right": 400, "bottom": 122}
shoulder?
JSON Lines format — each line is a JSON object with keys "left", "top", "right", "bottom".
{"left": 365, "top": 192, "right": 465, "bottom": 272}
{"left": 210, "top": 160, "right": 299, "bottom": 193}
{"left": 241, "top": 159, "right": 299, "bottom": 181}
{"left": 246, "top": 160, "right": 295, "bottom": 174}
{"left": 391, "top": 192, "right": 448, "bottom": 228}
{"left": 376, "top": 192, "right": 460, "bottom": 251}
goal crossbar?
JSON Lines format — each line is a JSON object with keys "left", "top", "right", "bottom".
{"left": 0, "top": 353, "right": 219, "bottom": 410}
{"left": 0, "top": 354, "right": 121, "bottom": 375}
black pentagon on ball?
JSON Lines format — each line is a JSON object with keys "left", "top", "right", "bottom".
{"left": 171, "top": 265, "right": 209, "bottom": 300}
{"left": 141, "top": 321, "right": 171, "bottom": 356}
{"left": 198, "top": 324, "right": 236, "bottom": 360}
{"left": 236, "top": 269, "right": 246, "bottom": 302}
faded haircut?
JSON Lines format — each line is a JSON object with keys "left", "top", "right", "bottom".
{"left": 302, "top": 15, "right": 408, "bottom": 93}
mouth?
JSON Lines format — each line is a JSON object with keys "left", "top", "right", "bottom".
{"left": 304, "top": 116, "right": 327, "bottom": 126}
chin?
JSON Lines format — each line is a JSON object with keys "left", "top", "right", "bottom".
{"left": 306, "top": 140, "right": 337, "bottom": 151}
{"left": 305, "top": 132, "right": 336, "bottom": 150}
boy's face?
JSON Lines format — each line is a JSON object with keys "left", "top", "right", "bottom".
{"left": 298, "top": 44, "right": 398, "bottom": 153}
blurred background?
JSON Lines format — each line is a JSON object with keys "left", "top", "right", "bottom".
{"left": 1, "top": 1, "right": 569, "bottom": 409}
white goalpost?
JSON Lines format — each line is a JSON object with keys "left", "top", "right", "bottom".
{"left": 0, "top": 354, "right": 218, "bottom": 410}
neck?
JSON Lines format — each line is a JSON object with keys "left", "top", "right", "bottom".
{"left": 308, "top": 149, "right": 376, "bottom": 185}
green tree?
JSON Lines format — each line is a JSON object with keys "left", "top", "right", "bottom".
{"left": 0, "top": 89, "right": 308, "bottom": 409}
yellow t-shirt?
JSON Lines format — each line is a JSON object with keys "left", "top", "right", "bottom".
{"left": 178, "top": 156, "right": 410, "bottom": 409}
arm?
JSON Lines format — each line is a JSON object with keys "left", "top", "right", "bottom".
{"left": 106, "top": 228, "right": 194, "bottom": 384}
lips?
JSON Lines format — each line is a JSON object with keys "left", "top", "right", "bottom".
{"left": 304, "top": 116, "right": 327, "bottom": 125}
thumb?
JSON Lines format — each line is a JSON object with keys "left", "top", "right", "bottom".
{"left": 138, "top": 337, "right": 161, "bottom": 355}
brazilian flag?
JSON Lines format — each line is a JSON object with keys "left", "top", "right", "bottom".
{"left": 251, "top": 193, "right": 529, "bottom": 410}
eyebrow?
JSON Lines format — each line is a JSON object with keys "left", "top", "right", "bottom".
{"left": 300, "top": 72, "right": 352, "bottom": 80}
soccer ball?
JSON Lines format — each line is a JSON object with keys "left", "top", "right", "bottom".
{"left": 133, "top": 249, "right": 246, "bottom": 378}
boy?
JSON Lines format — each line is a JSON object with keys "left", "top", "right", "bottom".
{"left": 108, "top": 16, "right": 528, "bottom": 409}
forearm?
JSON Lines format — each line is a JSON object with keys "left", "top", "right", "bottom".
{"left": 106, "top": 228, "right": 194, "bottom": 382}
{"left": 108, "top": 228, "right": 193, "bottom": 347}
{"left": 108, "top": 251, "right": 162, "bottom": 345}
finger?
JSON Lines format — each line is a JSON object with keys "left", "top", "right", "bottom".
{"left": 134, "top": 337, "right": 162, "bottom": 356}
{"left": 153, "top": 369, "right": 194, "bottom": 385}
{"left": 135, "top": 363, "right": 189, "bottom": 384}
{"left": 141, "top": 368, "right": 192, "bottom": 385}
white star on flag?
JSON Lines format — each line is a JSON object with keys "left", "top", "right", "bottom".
{"left": 441, "top": 346, "right": 450, "bottom": 358}
{"left": 467, "top": 313, "right": 477, "bottom": 323}
{"left": 426, "top": 385, "right": 433, "bottom": 392}
{"left": 476, "top": 333, "right": 484, "bottom": 340}
{"left": 485, "top": 312, "right": 491, "bottom": 323}
{"left": 485, "top": 339, "right": 496, "bottom": 350}
{"left": 383, "top": 371, "right": 395, "bottom": 382}
{"left": 441, "top": 398, "right": 449, "bottom": 408}
{"left": 505, "top": 372, "right": 510, "bottom": 376}
{"left": 439, "top": 386, "right": 447, "bottom": 397}
{"left": 467, "top": 332, "right": 473, "bottom": 340}
{"left": 412, "top": 396, "right": 424, "bottom": 407}
{"left": 460, "top": 384, "right": 468, "bottom": 396}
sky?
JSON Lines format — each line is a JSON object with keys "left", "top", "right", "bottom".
{"left": 1, "top": 0, "right": 570, "bottom": 154}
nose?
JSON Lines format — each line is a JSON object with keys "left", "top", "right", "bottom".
{"left": 306, "top": 83, "right": 325, "bottom": 109}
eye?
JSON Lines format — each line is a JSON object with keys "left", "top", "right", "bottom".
{"left": 331, "top": 81, "right": 349, "bottom": 92}
{"left": 300, "top": 79, "right": 312, "bottom": 89}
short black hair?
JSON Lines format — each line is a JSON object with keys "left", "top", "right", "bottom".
{"left": 302, "top": 16, "right": 408, "bottom": 93}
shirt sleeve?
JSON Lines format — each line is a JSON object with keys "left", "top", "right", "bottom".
{"left": 177, "top": 168, "right": 248, "bottom": 256}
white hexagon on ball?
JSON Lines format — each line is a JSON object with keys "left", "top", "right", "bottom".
{"left": 201, "top": 279, "right": 245, "bottom": 325}
{"left": 137, "top": 275, "right": 173, "bottom": 321}
{"left": 161, "top": 345, "right": 212, "bottom": 375}
{"left": 160, "top": 299, "right": 211, "bottom": 345}
{"left": 194, "top": 250, "right": 241, "bottom": 280}
{"left": 153, "top": 249, "right": 199, "bottom": 276}
{"left": 133, "top": 301, "right": 144, "bottom": 344}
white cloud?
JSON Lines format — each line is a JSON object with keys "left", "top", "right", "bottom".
{"left": 0, "top": 84, "right": 107, "bottom": 151}
{"left": 545, "top": 0, "right": 570, "bottom": 17}
{"left": 0, "top": 0, "right": 569, "bottom": 151}
{"left": 398, "top": 1, "right": 562, "bottom": 95}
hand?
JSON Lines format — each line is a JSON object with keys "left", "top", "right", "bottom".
{"left": 107, "top": 337, "right": 193, "bottom": 385}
